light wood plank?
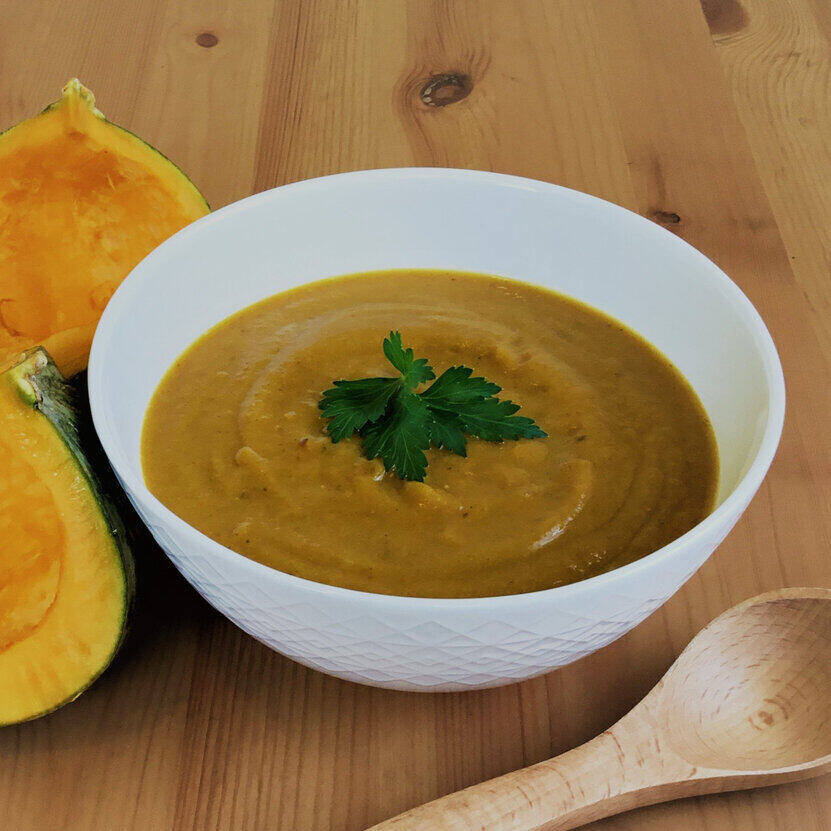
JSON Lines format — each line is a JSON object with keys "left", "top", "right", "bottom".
{"left": 705, "top": 0, "right": 831, "bottom": 355}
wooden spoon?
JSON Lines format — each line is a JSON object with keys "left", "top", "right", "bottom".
{"left": 367, "top": 588, "right": 831, "bottom": 831}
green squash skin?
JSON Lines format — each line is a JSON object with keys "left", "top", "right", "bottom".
{"left": 2, "top": 348, "right": 135, "bottom": 725}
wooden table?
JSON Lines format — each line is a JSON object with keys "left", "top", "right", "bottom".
{"left": 3, "top": 1, "right": 830, "bottom": 828}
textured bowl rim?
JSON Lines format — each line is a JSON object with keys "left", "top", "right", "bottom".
{"left": 89, "top": 167, "right": 786, "bottom": 611}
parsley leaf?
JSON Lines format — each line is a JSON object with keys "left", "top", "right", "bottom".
{"left": 420, "top": 365, "right": 501, "bottom": 404}
{"left": 425, "top": 408, "right": 468, "bottom": 457}
{"left": 361, "top": 390, "right": 431, "bottom": 481}
{"left": 422, "top": 367, "right": 545, "bottom": 441}
{"left": 382, "top": 330, "right": 435, "bottom": 389}
{"left": 319, "top": 377, "right": 399, "bottom": 441}
{"left": 319, "top": 331, "right": 547, "bottom": 481}
{"left": 437, "top": 395, "right": 547, "bottom": 442}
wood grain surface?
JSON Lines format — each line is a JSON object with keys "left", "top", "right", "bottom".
{"left": 1, "top": 1, "right": 829, "bottom": 829}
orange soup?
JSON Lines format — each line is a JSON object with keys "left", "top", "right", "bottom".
{"left": 142, "top": 270, "right": 718, "bottom": 597}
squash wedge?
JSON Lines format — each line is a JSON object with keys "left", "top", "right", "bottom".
{"left": 0, "top": 348, "right": 134, "bottom": 724}
{"left": 0, "top": 79, "right": 209, "bottom": 376}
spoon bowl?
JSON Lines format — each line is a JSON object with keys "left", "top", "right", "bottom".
{"left": 368, "top": 588, "right": 831, "bottom": 830}
{"left": 660, "top": 588, "right": 831, "bottom": 772}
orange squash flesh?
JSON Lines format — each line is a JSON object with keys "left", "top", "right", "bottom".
{"left": 0, "top": 80, "right": 209, "bottom": 375}
{"left": 0, "top": 349, "right": 133, "bottom": 724}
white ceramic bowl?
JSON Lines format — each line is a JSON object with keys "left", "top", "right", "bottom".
{"left": 89, "top": 168, "right": 784, "bottom": 691}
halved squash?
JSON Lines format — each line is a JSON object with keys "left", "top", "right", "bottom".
{"left": 0, "top": 79, "right": 209, "bottom": 376}
{"left": 0, "top": 348, "right": 134, "bottom": 724}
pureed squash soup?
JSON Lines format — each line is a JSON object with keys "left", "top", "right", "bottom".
{"left": 142, "top": 270, "right": 718, "bottom": 598}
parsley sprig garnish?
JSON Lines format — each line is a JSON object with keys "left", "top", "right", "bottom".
{"left": 319, "top": 331, "right": 546, "bottom": 481}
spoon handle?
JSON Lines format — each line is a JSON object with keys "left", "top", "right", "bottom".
{"left": 366, "top": 710, "right": 687, "bottom": 831}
